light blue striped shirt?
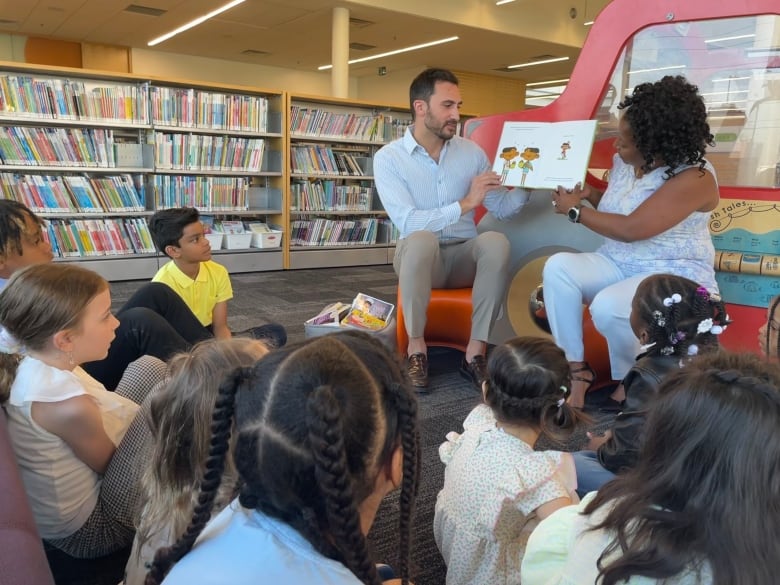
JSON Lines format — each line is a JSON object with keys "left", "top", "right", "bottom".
{"left": 374, "top": 126, "right": 530, "bottom": 240}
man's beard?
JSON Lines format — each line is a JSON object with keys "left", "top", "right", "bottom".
{"left": 425, "top": 113, "right": 457, "bottom": 141}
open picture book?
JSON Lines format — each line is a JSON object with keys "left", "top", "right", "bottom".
{"left": 491, "top": 119, "right": 598, "bottom": 189}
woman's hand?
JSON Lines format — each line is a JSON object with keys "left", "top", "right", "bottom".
{"left": 551, "top": 183, "right": 589, "bottom": 214}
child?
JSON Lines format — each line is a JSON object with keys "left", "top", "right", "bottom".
{"left": 148, "top": 207, "right": 286, "bottom": 346}
{"left": 0, "top": 263, "right": 165, "bottom": 558}
{"left": 434, "top": 336, "right": 581, "bottom": 585}
{"left": 522, "top": 351, "right": 780, "bottom": 585}
{"left": 574, "top": 273, "right": 729, "bottom": 495}
{"left": 141, "top": 330, "right": 419, "bottom": 585}
{"left": 758, "top": 294, "right": 779, "bottom": 359}
{"left": 123, "top": 337, "right": 268, "bottom": 585}
{"left": 0, "top": 199, "right": 197, "bottom": 390}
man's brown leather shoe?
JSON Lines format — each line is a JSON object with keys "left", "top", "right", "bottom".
{"left": 460, "top": 354, "right": 488, "bottom": 391}
{"left": 407, "top": 352, "right": 429, "bottom": 389}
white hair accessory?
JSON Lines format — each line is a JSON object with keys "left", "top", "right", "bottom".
{"left": 0, "top": 326, "right": 22, "bottom": 355}
{"left": 687, "top": 344, "right": 699, "bottom": 356}
{"left": 663, "top": 293, "right": 682, "bottom": 307}
{"left": 697, "top": 318, "right": 714, "bottom": 334}
{"left": 556, "top": 398, "right": 565, "bottom": 408}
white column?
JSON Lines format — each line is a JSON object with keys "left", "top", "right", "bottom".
{"left": 331, "top": 6, "right": 349, "bottom": 98}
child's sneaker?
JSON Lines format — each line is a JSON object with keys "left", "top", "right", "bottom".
{"left": 237, "top": 322, "right": 287, "bottom": 348}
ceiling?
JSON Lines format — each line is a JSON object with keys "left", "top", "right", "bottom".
{"left": 1, "top": 0, "right": 604, "bottom": 83}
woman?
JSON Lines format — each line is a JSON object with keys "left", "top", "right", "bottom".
{"left": 544, "top": 75, "right": 719, "bottom": 407}
{"left": 758, "top": 294, "right": 779, "bottom": 359}
{"left": 521, "top": 351, "right": 780, "bottom": 585}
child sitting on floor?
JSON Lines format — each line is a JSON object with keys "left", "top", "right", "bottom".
{"left": 574, "top": 273, "right": 729, "bottom": 495}
{"left": 0, "top": 263, "right": 165, "bottom": 558}
{"left": 123, "top": 337, "right": 268, "bottom": 585}
{"left": 434, "top": 336, "right": 582, "bottom": 585}
{"left": 522, "top": 351, "right": 780, "bottom": 585}
{"left": 143, "top": 330, "right": 419, "bottom": 585}
{"left": 148, "top": 207, "right": 285, "bottom": 346}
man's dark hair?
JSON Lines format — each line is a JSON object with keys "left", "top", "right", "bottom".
{"left": 148, "top": 207, "right": 201, "bottom": 257}
{"left": 409, "top": 68, "right": 459, "bottom": 114}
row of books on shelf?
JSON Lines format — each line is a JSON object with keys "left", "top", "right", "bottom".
{"left": 1, "top": 173, "right": 145, "bottom": 213}
{"left": 45, "top": 217, "right": 155, "bottom": 258}
{"left": 290, "top": 181, "right": 373, "bottom": 211}
{"left": 149, "top": 87, "right": 269, "bottom": 133}
{"left": 0, "top": 126, "right": 122, "bottom": 167}
{"left": 154, "top": 133, "right": 265, "bottom": 172}
{"left": 151, "top": 175, "right": 251, "bottom": 211}
{"left": 290, "top": 217, "right": 398, "bottom": 247}
{"left": 290, "top": 107, "right": 410, "bottom": 142}
{"left": 0, "top": 74, "right": 148, "bottom": 123}
{"left": 290, "top": 145, "right": 368, "bottom": 176}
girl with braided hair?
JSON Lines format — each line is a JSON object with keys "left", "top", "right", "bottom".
{"left": 434, "top": 336, "right": 582, "bottom": 585}
{"left": 146, "top": 330, "right": 419, "bottom": 585}
{"left": 523, "top": 351, "right": 780, "bottom": 585}
{"left": 573, "top": 273, "right": 729, "bottom": 495}
{"left": 123, "top": 337, "right": 268, "bottom": 585}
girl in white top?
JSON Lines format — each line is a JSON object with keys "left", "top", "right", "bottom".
{"left": 521, "top": 351, "right": 780, "bottom": 585}
{"left": 0, "top": 263, "right": 164, "bottom": 559}
{"left": 143, "top": 330, "right": 420, "bottom": 585}
{"left": 124, "top": 337, "right": 268, "bottom": 585}
{"left": 434, "top": 336, "right": 583, "bottom": 585}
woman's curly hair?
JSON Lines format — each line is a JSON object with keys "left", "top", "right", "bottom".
{"left": 618, "top": 75, "right": 714, "bottom": 177}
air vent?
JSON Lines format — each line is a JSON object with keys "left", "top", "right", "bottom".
{"left": 492, "top": 67, "right": 520, "bottom": 72}
{"left": 349, "top": 17, "right": 374, "bottom": 28}
{"left": 349, "top": 42, "right": 376, "bottom": 51}
{"left": 241, "top": 49, "right": 270, "bottom": 56}
{"left": 0, "top": 19, "right": 17, "bottom": 25}
{"left": 531, "top": 54, "right": 557, "bottom": 60}
{"left": 124, "top": 4, "right": 167, "bottom": 17}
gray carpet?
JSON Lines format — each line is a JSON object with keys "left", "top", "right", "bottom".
{"left": 109, "top": 265, "right": 608, "bottom": 585}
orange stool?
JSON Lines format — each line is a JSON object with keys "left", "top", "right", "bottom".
{"left": 396, "top": 288, "right": 473, "bottom": 354}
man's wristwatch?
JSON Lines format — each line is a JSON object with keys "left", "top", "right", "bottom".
{"left": 567, "top": 204, "right": 582, "bottom": 223}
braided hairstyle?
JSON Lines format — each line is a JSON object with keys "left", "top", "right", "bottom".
{"left": 631, "top": 274, "right": 729, "bottom": 359}
{"left": 0, "top": 199, "right": 43, "bottom": 259}
{"left": 618, "top": 75, "right": 714, "bottom": 177}
{"left": 585, "top": 351, "right": 780, "bottom": 585}
{"left": 145, "top": 330, "right": 419, "bottom": 585}
{"left": 484, "top": 336, "right": 582, "bottom": 443}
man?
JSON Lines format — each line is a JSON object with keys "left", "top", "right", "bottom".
{"left": 374, "top": 68, "right": 530, "bottom": 390}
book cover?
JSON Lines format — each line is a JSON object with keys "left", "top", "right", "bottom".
{"left": 305, "top": 301, "right": 352, "bottom": 326}
{"left": 340, "top": 292, "right": 394, "bottom": 331}
{"left": 491, "top": 120, "right": 597, "bottom": 189}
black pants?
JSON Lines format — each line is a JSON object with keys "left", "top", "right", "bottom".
{"left": 83, "top": 283, "right": 211, "bottom": 390}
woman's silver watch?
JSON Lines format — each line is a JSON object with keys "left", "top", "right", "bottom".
{"left": 567, "top": 204, "right": 582, "bottom": 223}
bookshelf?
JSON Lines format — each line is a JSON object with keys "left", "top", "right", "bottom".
{"left": 0, "top": 62, "right": 285, "bottom": 280}
{"left": 285, "top": 93, "right": 409, "bottom": 269}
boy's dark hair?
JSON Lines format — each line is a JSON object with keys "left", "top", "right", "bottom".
{"left": 0, "top": 200, "right": 42, "bottom": 259}
{"left": 585, "top": 351, "right": 780, "bottom": 585}
{"left": 148, "top": 207, "right": 201, "bottom": 257}
{"left": 633, "top": 274, "right": 729, "bottom": 358}
{"left": 145, "top": 330, "right": 420, "bottom": 585}
{"left": 409, "top": 68, "right": 459, "bottom": 114}
{"left": 484, "top": 336, "right": 584, "bottom": 443}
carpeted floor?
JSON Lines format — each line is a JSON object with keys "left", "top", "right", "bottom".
{"left": 109, "top": 265, "right": 610, "bottom": 585}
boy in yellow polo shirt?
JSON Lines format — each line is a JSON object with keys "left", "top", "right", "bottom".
{"left": 149, "top": 207, "right": 286, "bottom": 345}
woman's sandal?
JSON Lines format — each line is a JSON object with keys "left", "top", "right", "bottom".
{"left": 568, "top": 362, "right": 597, "bottom": 409}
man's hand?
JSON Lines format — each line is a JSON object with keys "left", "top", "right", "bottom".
{"left": 460, "top": 171, "right": 502, "bottom": 215}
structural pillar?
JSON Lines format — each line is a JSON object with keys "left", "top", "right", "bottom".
{"left": 331, "top": 6, "right": 349, "bottom": 98}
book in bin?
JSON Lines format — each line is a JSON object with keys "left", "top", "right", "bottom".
{"left": 491, "top": 120, "right": 597, "bottom": 189}
{"left": 341, "top": 293, "right": 395, "bottom": 331}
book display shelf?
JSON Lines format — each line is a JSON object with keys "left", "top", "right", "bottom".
{"left": 0, "top": 62, "right": 285, "bottom": 280}
{"left": 286, "top": 93, "right": 408, "bottom": 270}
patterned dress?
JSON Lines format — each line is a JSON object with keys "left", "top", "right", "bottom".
{"left": 434, "top": 404, "right": 573, "bottom": 585}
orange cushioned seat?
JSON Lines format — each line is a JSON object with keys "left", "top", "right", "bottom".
{"left": 396, "top": 288, "right": 473, "bottom": 354}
